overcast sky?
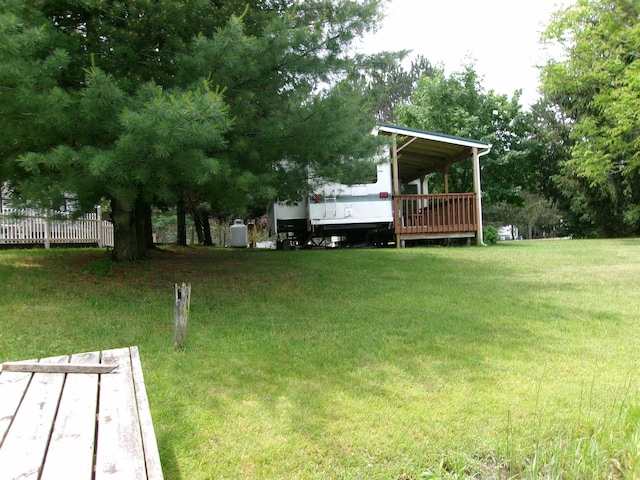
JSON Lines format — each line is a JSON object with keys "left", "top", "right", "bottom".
{"left": 356, "top": 0, "right": 574, "bottom": 108}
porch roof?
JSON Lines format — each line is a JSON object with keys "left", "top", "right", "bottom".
{"left": 376, "top": 124, "right": 491, "bottom": 183}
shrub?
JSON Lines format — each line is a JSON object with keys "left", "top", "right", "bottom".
{"left": 483, "top": 225, "right": 499, "bottom": 245}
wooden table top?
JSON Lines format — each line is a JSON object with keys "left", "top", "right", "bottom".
{"left": 0, "top": 346, "right": 163, "bottom": 480}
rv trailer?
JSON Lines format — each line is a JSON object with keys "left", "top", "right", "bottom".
{"left": 268, "top": 124, "right": 492, "bottom": 249}
{"left": 307, "top": 161, "right": 394, "bottom": 246}
{"left": 269, "top": 153, "right": 409, "bottom": 247}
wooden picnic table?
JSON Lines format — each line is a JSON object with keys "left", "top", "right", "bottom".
{"left": 0, "top": 346, "right": 163, "bottom": 480}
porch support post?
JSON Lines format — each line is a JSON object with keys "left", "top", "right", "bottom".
{"left": 444, "top": 165, "right": 450, "bottom": 194}
{"left": 472, "top": 147, "right": 484, "bottom": 245}
{"left": 392, "top": 135, "right": 400, "bottom": 197}
{"left": 392, "top": 135, "right": 401, "bottom": 249}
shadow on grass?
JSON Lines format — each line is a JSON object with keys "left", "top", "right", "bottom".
{"left": 156, "top": 433, "right": 183, "bottom": 480}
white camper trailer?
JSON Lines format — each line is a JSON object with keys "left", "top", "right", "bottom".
{"left": 307, "top": 161, "right": 394, "bottom": 245}
{"left": 268, "top": 161, "right": 394, "bottom": 247}
{"left": 269, "top": 157, "right": 429, "bottom": 247}
{"left": 269, "top": 125, "right": 492, "bottom": 248}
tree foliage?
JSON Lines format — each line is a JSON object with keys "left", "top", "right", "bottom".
{"left": 0, "top": 0, "right": 395, "bottom": 260}
{"left": 484, "top": 191, "right": 565, "bottom": 239}
{"left": 542, "top": 0, "right": 640, "bottom": 181}
{"left": 396, "top": 64, "right": 537, "bottom": 206}
{"left": 539, "top": 0, "right": 640, "bottom": 236}
{"left": 366, "top": 54, "right": 436, "bottom": 124}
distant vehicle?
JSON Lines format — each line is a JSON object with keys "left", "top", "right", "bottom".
{"left": 498, "top": 225, "right": 519, "bottom": 241}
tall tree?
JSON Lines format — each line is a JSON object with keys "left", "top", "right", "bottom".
{"left": 0, "top": 0, "right": 394, "bottom": 261}
{"left": 367, "top": 54, "right": 436, "bottom": 124}
{"left": 396, "top": 64, "right": 537, "bottom": 206}
{"left": 539, "top": 0, "right": 640, "bottom": 236}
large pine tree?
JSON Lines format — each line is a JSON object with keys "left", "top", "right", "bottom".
{"left": 1, "top": 0, "right": 393, "bottom": 260}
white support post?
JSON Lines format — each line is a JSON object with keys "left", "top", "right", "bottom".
{"left": 472, "top": 147, "right": 484, "bottom": 245}
{"left": 392, "top": 135, "right": 401, "bottom": 249}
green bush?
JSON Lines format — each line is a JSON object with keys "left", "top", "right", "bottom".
{"left": 484, "top": 225, "right": 499, "bottom": 245}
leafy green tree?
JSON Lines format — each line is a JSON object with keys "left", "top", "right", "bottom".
{"left": 539, "top": 0, "right": 640, "bottom": 236}
{"left": 484, "top": 192, "right": 564, "bottom": 239}
{"left": 0, "top": 0, "right": 393, "bottom": 261}
{"left": 396, "top": 64, "right": 537, "bottom": 206}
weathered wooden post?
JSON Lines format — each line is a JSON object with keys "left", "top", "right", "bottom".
{"left": 173, "top": 282, "right": 191, "bottom": 349}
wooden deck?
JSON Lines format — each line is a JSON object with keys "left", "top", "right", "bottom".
{"left": 394, "top": 193, "right": 478, "bottom": 240}
{"left": 0, "top": 346, "right": 163, "bottom": 480}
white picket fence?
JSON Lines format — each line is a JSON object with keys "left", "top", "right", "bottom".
{"left": 0, "top": 207, "right": 114, "bottom": 248}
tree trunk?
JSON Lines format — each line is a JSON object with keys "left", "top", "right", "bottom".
{"left": 190, "top": 207, "right": 213, "bottom": 245}
{"left": 219, "top": 217, "right": 226, "bottom": 246}
{"left": 136, "top": 198, "right": 154, "bottom": 251}
{"left": 111, "top": 196, "right": 145, "bottom": 262}
{"left": 176, "top": 195, "right": 187, "bottom": 246}
{"left": 202, "top": 214, "right": 213, "bottom": 246}
{"left": 191, "top": 210, "right": 206, "bottom": 244}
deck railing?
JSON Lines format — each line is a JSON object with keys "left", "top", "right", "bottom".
{"left": 0, "top": 207, "right": 114, "bottom": 248}
{"left": 394, "top": 193, "right": 477, "bottom": 235}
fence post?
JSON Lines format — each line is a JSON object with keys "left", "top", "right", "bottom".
{"left": 44, "top": 209, "right": 51, "bottom": 249}
{"left": 173, "top": 283, "right": 191, "bottom": 349}
{"left": 96, "top": 206, "right": 104, "bottom": 247}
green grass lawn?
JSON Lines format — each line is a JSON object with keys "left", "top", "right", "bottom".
{"left": 1, "top": 239, "right": 640, "bottom": 479}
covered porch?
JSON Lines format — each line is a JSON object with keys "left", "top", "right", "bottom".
{"left": 377, "top": 125, "right": 491, "bottom": 247}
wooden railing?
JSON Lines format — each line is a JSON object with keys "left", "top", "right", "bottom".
{"left": 0, "top": 207, "right": 114, "bottom": 248}
{"left": 394, "top": 193, "right": 477, "bottom": 235}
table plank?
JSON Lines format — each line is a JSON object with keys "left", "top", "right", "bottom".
{"left": 2, "top": 362, "right": 117, "bottom": 374}
{"left": 40, "top": 351, "right": 101, "bottom": 480}
{"left": 0, "top": 361, "right": 33, "bottom": 448}
{"left": 0, "top": 355, "right": 68, "bottom": 480}
{"left": 95, "top": 348, "right": 147, "bottom": 480}
{"left": 130, "top": 346, "right": 164, "bottom": 480}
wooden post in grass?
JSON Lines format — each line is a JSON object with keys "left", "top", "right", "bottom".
{"left": 173, "top": 282, "right": 191, "bottom": 349}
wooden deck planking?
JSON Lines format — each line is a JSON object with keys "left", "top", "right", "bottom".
{"left": 0, "top": 362, "right": 33, "bottom": 448}
{"left": 0, "top": 355, "right": 68, "bottom": 480}
{"left": 39, "top": 351, "right": 100, "bottom": 480}
{"left": 130, "top": 346, "right": 164, "bottom": 480}
{"left": 95, "top": 347, "right": 148, "bottom": 480}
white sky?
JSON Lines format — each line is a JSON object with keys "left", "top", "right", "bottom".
{"left": 356, "top": 0, "right": 574, "bottom": 108}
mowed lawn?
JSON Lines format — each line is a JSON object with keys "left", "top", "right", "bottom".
{"left": 1, "top": 239, "right": 639, "bottom": 479}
